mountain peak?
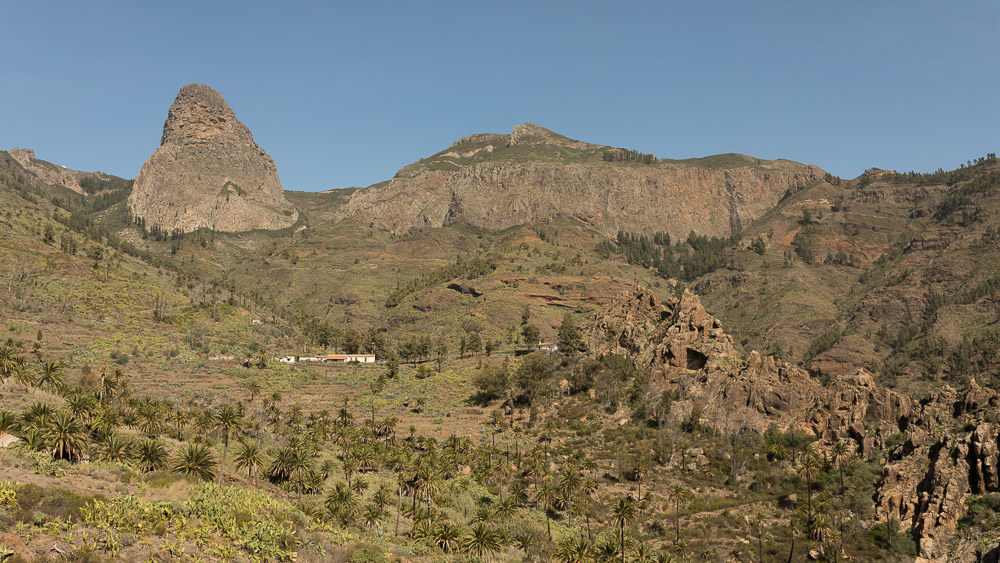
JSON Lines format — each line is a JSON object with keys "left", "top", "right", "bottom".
{"left": 128, "top": 84, "right": 298, "bottom": 233}
{"left": 509, "top": 122, "right": 561, "bottom": 146}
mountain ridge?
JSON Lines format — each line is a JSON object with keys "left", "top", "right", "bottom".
{"left": 335, "top": 122, "right": 825, "bottom": 239}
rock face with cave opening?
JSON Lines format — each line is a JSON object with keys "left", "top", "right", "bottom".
{"left": 588, "top": 286, "right": 1000, "bottom": 561}
{"left": 127, "top": 83, "right": 298, "bottom": 233}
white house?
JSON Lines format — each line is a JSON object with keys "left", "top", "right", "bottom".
{"left": 320, "top": 354, "right": 376, "bottom": 364}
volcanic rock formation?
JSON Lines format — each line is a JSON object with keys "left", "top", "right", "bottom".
{"left": 3, "top": 147, "right": 115, "bottom": 194}
{"left": 337, "top": 123, "right": 824, "bottom": 238}
{"left": 128, "top": 84, "right": 297, "bottom": 233}
{"left": 590, "top": 287, "right": 1000, "bottom": 561}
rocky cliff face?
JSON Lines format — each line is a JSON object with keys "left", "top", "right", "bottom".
{"left": 590, "top": 287, "right": 1000, "bottom": 561}
{"left": 337, "top": 123, "right": 824, "bottom": 239}
{"left": 4, "top": 147, "right": 114, "bottom": 194}
{"left": 127, "top": 84, "right": 297, "bottom": 233}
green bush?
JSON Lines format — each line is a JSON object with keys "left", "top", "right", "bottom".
{"left": 347, "top": 544, "right": 389, "bottom": 563}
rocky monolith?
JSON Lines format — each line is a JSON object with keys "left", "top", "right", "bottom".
{"left": 127, "top": 84, "right": 297, "bottom": 233}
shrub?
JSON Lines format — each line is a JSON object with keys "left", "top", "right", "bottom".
{"left": 347, "top": 544, "right": 389, "bottom": 563}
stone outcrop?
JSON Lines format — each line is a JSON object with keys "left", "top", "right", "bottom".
{"left": 127, "top": 84, "right": 297, "bottom": 233}
{"left": 590, "top": 287, "right": 1000, "bottom": 561}
{"left": 4, "top": 147, "right": 116, "bottom": 194}
{"left": 336, "top": 123, "right": 824, "bottom": 239}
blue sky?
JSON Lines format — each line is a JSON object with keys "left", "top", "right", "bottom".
{"left": 2, "top": 1, "right": 997, "bottom": 190}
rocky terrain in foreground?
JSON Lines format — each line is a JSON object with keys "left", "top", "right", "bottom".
{"left": 127, "top": 83, "right": 298, "bottom": 233}
{"left": 591, "top": 287, "right": 1000, "bottom": 561}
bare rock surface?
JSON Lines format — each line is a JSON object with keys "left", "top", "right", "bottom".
{"left": 337, "top": 123, "right": 824, "bottom": 238}
{"left": 590, "top": 287, "right": 1000, "bottom": 561}
{"left": 128, "top": 84, "right": 297, "bottom": 233}
{"left": 4, "top": 147, "right": 116, "bottom": 194}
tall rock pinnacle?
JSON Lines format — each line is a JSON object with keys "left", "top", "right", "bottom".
{"left": 127, "top": 84, "right": 298, "bottom": 233}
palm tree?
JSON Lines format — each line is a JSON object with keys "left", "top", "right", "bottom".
{"left": 462, "top": 522, "right": 502, "bottom": 558}
{"left": 20, "top": 401, "right": 54, "bottom": 431}
{"left": 413, "top": 461, "right": 441, "bottom": 513}
{"left": 12, "top": 364, "right": 33, "bottom": 392}
{"left": 493, "top": 497, "right": 519, "bottom": 522}
{"left": 99, "top": 433, "right": 135, "bottom": 464}
{"left": 434, "top": 521, "right": 465, "bottom": 553}
{"left": 36, "top": 361, "right": 65, "bottom": 392}
{"left": 0, "top": 346, "right": 22, "bottom": 382}
{"left": 45, "top": 410, "right": 89, "bottom": 462}
{"left": 631, "top": 541, "right": 655, "bottom": 562}
{"left": 215, "top": 404, "right": 243, "bottom": 482}
{"left": 830, "top": 440, "right": 848, "bottom": 497}
{"left": 65, "top": 393, "right": 96, "bottom": 423}
{"left": 611, "top": 496, "right": 638, "bottom": 563}
{"left": 559, "top": 465, "right": 583, "bottom": 498}
{"left": 193, "top": 410, "right": 214, "bottom": 440}
{"left": 668, "top": 485, "right": 688, "bottom": 545}
{"left": 471, "top": 506, "right": 496, "bottom": 525}
{"left": 747, "top": 509, "right": 768, "bottom": 563}
{"left": 535, "top": 478, "right": 558, "bottom": 541}
{"left": 556, "top": 536, "right": 593, "bottom": 563}
{"left": 596, "top": 537, "right": 620, "bottom": 562}
{"left": 90, "top": 408, "right": 119, "bottom": 438}
{"left": 324, "top": 481, "right": 359, "bottom": 525}
{"left": 243, "top": 379, "right": 262, "bottom": 403}
{"left": 235, "top": 440, "right": 266, "bottom": 486}
{"left": 136, "top": 439, "right": 168, "bottom": 472}
{"left": 138, "top": 405, "right": 163, "bottom": 437}
{"left": 351, "top": 474, "right": 370, "bottom": 497}
{"left": 509, "top": 480, "right": 529, "bottom": 508}
{"left": 0, "top": 409, "right": 15, "bottom": 433}
{"left": 169, "top": 409, "right": 188, "bottom": 441}
{"left": 799, "top": 453, "right": 821, "bottom": 534}
{"left": 172, "top": 443, "right": 217, "bottom": 481}
{"left": 371, "top": 483, "right": 393, "bottom": 511}
{"left": 362, "top": 503, "right": 386, "bottom": 532}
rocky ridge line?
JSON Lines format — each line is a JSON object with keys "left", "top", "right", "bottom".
{"left": 336, "top": 123, "right": 824, "bottom": 239}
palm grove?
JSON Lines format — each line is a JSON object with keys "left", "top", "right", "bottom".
{"left": 0, "top": 322, "right": 949, "bottom": 562}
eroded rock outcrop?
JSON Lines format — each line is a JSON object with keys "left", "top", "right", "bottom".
{"left": 4, "top": 147, "right": 117, "bottom": 194}
{"left": 590, "top": 288, "right": 1000, "bottom": 561}
{"left": 337, "top": 123, "right": 824, "bottom": 239}
{"left": 127, "top": 84, "right": 298, "bottom": 233}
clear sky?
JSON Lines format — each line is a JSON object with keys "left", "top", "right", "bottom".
{"left": 2, "top": 1, "right": 997, "bottom": 190}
